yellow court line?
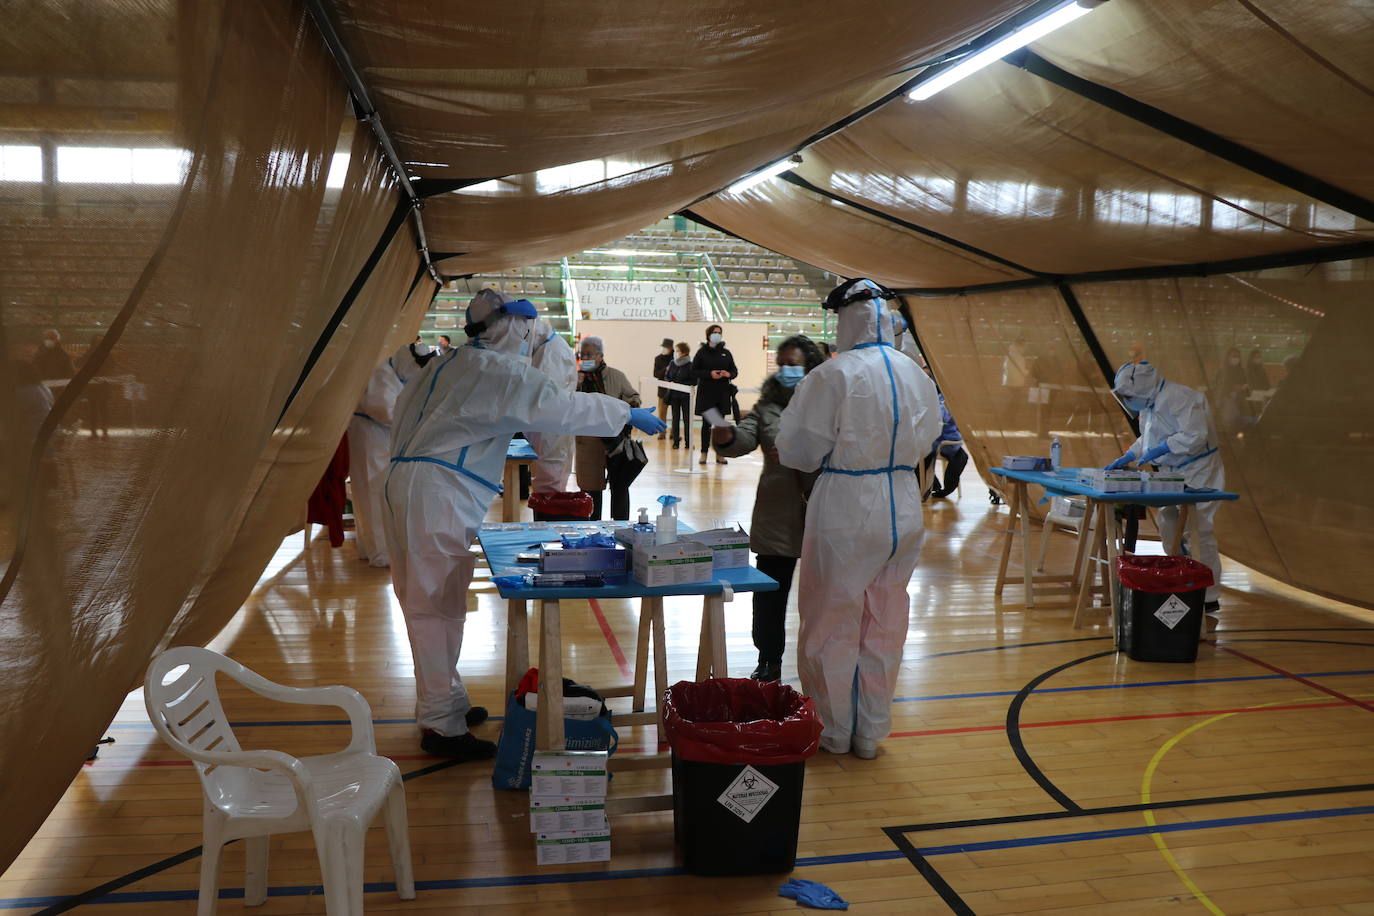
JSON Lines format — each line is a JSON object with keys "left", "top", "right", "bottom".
{"left": 1139, "top": 692, "right": 1374, "bottom": 914}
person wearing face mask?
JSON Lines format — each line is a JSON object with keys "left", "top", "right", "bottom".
{"left": 775, "top": 279, "right": 941, "bottom": 759}
{"left": 1214, "top": 346, "right": 1250, "bottom": 432}
{"left": 384, "top": 290, "right": 665, "bottom": 760}
{"left": 33, "top": 329, "right": 74, "bottom": 382}
{"left": 663, "top": 341, "right": 694, "bottom": 448}
{"left": 1106, "top": 360, "right": 1224, "bottom": 614}
{"left": 692, "top": 324, "right": 738, "bottom": 465}
{"left": 574, "top": 336, "right": 642, "bottom": 520}
{"left": 525, "top": 318, "right": 578, "bottom": 511}
{"left": 711, "top": 335, "right": 825, "bottom": 682}
{"left": 348, "top": 350, "right": 408, "bottom": 568}
{"left": 652, "top": 337, "right": 674, "bottom": 441}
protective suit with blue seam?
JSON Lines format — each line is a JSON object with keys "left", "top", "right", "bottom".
{"left": 525, "top": 318, "right": 577, "bottom": 495}
{"left": 1111, "top": 361, "right": 1225, "bottom": 604}
{"left": 383, "top": 290, "right": 634, "bottom": 754}
{"left": 775, "top": 279, "right": 941, "bottom": 757}
{"left": 348, "top": 351, "right": 407, "bottom": 567}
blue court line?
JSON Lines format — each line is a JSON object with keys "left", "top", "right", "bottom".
{"left": 892, "top": 668, "right": 1374, "bottom": 703}
{"left": 0, "top": 850, "right": 905, "bottom": 908}
{"left": 914, "top": 802, "right": 1374, "bottom": 857}
{"left": 102, "top": 668, "right": 1374, "bottom": 730}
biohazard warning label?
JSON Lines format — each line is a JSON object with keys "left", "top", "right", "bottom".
{"left": 1154, "top": 594, "right": 1192, "bottom": 629}
{"left": 716, "top": 765, "right": 780, "bottom": 823}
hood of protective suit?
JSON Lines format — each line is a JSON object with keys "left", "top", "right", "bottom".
{"left": 467, "top": 288, "right": 537, "bottom": 359}
{"left": 1114, "top": 361, "right": 1163, "bottom": 407}
{"left": 834, "top": 280, "right": 904, "bottom": 352}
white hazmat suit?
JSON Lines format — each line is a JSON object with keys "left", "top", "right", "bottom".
{"left": 348, "top": 354, "right": 406, "bottom": 567}
{"left": 776, "top": 283, "right": 941, "bottom": 754}
{"left": 1113, "top": 362, "right": 1225, "bottom": 603}
{"left": 383, "top": 292, "right": 631, "bottom": 738}
{"left": 525, "top": 319, "right": 577, "bottom": 494}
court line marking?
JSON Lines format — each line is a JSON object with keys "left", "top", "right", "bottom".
{"left": 1218, "top": 644, "right": 1374, "bottom": 713}
{"left": 587, "top": 597, "right": 633, "bottom": 681}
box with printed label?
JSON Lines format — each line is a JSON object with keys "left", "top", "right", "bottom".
{"left": 612, "top": 525, "right": 656, "bottom": 550}
{"left": 539, "top": 544, "right": 628, "bottom": 573}
{"left": 535, "top": 828, "right": 611, "bottom": 865}
{"left": 689, "top": 526, "right": 751, "bottom": 570}
{"left": 631, "top": 541, "right": 714, "bottom": 587}
{"left": 1141, "top": 471, "right": 1186, "bottom": 493}
{"left": 531, "top": 750, "right": 609, "bottom": 798}
{"left": 529, "top": 797, "right": 609, "bottom": 833}
{"left": 1078, "top": 469, "right": 1143, "bottom": 493}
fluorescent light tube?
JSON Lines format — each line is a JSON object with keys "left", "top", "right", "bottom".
{"left": 908, "top": 1, "right": 1093, "bottom": 101}
{"left": 726, "top": 157, "right": 797, "bottom": 195}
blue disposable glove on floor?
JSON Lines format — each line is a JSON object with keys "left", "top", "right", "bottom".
{"left": 629, "top": 406, "right": 667, "bottom": 435}
{"left": 1139, "top": 442, "right": 1172, "bottom": 465}
{"left": 778, "top": 878, "right": 849, "bottom": 910}
{"left": 1104, "top": 450, "right": 1135, "bottom": 470}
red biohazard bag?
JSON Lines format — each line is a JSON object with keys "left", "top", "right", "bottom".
{"left": 661, "top": 678, "right": 821, "bottom": 766}
{"left": 1115, "top": 553, "right": 1214, "bottom": 594}
{"left": 527, "top": 491, "right": 595, "bottom": 519}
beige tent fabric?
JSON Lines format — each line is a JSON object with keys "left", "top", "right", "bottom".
{"left": 0, "top": 0, "right": 426, "bottom": 872}
{"left": 1033, "top": 0, "right": 1374, "bottom": 202}
{"left": 693, "top": 178, "right": 1032, "bottom": 288}
{"left": 788, "top": 66, "right": 1371, "bottom": 276}
{"left": 332, "top": 0, "right": 1035, "bottom": 180}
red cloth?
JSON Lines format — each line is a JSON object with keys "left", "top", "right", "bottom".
{"left": 307, "top": 433, "right": 350, "bottom": 548}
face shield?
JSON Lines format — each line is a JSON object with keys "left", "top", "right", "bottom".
{"left": 465, "top": 290, "right": 540, "bottom": 358}
{"left": 1113, "top": 361, "right": 1162, "bottom": 413}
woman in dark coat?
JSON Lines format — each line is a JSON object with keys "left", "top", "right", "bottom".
{"left": 691, "top": 323, "right": 737, "bottom": 466}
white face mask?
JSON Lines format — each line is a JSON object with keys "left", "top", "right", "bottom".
{"left": 580, "top": 358, "right": 598, "bottom": 371}
{"left": 661, "top": 347, "right": 671, "bottom": 355}
{"left": 708, "top": 332, "right": 723, "bottom": 346}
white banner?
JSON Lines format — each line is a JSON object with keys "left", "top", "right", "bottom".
{"left": 575, "top": 280, "right": 688, "bottom": 321}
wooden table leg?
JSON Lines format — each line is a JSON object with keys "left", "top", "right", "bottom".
{"left": 1069, "top": 500, "right": 1095, "bottom": 588}
{"left": 1164, "top": 504, "right": 1189, "bottom": 556}
{"left": 631, "top": 597, "right": 657, "bottom": 712}
{"left": 995, "top": 480, "right": 1024, "bottom": 598}
{"left": 652, "top": 603, "right": 668, "bottom": 734}
{"left": 706, "top": 593, "right": 728, "bottom": 679}
{"left": 535, "top": 597, "right": 564, "bottom": 751}
{"left": 501, "top": 463, "right": 518, "bottom": 523}
{"left": 504, "top": 598, "right": 529, "bottom": 700}
{"left": 1071, "top": 501, "right": 1100, "bottom": 629}
{"left": 1105, "top": 508, "right": 1123, "bottom": 644}
{"left": 695, "top": 605, "right": 711, "bottom": 681}
{"left": 1018, "top": 484, "right": 1035, "bottom": 609}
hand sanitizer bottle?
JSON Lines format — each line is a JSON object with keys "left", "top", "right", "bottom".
{"left": 1050, "top": 436, "right": 1062, "bottom": 472}
{"left": 655, "top": 495, "right": 680, "bottom": 545}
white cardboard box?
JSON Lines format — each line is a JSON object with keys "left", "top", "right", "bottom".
{"left": 612, "top": 525, "right": 656, "bottom": 550}
{"left": 539, "top": 544, "right": 628, "bottom": 573}
{"left": 529, "top": 798, "right": 609, "bottom": 833}
{"left": 531, "top": 750, "right": 609, "bottom": 798}
{"left": 1141, "top": 471, "right": 1186, "bottom": 493}
{"left": 535, "top": 828, "right": 611, "bottom": 865}
{"left": 1078, "top": 469, "right": 1143, "bottom": 493}
{"left": 689, "top": 525, "right": 751, "bottom": 570}
{"left": 631, "top": 540, "right": 714, "bottom": 587}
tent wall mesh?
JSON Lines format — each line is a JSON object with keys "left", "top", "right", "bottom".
{"left": 0, "top": 0, "right": 425, "bottom": 871}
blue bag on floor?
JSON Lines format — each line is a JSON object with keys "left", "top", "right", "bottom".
{"left": 491, "top": 685, "right": 618, "bottom": 790}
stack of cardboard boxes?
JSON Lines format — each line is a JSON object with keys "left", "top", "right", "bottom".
{"left": 531, "top": 750, "right": 611, "bottom": 865}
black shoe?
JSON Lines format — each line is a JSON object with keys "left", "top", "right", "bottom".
{"left": 465, "top": 706, "right": 489, "bottom": 728}
{"left": 1204, "top": 601, "right": 1220, "bottom": 614}
{"left": 420, "top": 730, "right": 497, "bottom": 761}
{"left": 699, "top": 454, "right": 708, "bottom": 466}
{"left": 750, "top": 660, "right": 781, "bottom": 682}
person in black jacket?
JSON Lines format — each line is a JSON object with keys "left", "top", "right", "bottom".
{"left": 691, "top": 324, "right": 738, "bottom": 466}
{"left": 663, "top": 341, "right": 694, "bottom": 448}
{"left": 651, "top": 336, "right": 673, "bottom": 440}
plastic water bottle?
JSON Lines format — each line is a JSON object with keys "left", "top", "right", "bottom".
{"left": 1050, "top": 436, "right": 1062, "bottom": 472}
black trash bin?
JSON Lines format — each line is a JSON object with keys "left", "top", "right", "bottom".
{"left": 661, "top": 678, "right": 821, "bottom": 876}
{"left": 1116, "top": 554, "right": 1215, "bottom": 662}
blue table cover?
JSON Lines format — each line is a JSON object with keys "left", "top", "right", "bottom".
{"left": 506, "top": 437, "right": 538, "bottom": 461}
{"left": 991, "top": 467, "right": 1239, "bottom": 507}
{"left": 477, "top": 522, "right": 778, "bottom": 600}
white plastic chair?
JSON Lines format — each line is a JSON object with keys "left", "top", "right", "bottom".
{"left": 143, "top": 646, "right": 415, "bottom": 916}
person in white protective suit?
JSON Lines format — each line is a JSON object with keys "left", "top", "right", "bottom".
{"left": 384, "top": 289, "right": 666, "bottom": 760}
{"left": 525, "top": 318, "right": 577, "bottom": 502}
{"left": 775, "top": 278, "right": 941, "bottom": 759}
{"left": 1106, "top": 361, "right": 1225, "bottom": 610}
{"left": 348, "top": 352, "right": 407, "bottom": 567}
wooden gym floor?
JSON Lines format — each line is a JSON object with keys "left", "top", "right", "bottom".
{"left": 6, "top": 436, "right": 1374, "bottom": 915}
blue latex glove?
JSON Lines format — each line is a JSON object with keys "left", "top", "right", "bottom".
{"left": 629, "top": 406, "right": 667, "bottom": 435}
{"left": 1104, "top": 450, "right": 1136, "bottom": 470}
{"left": 778, "top": 879, "right": 849, "bottom": 910}
{"left": 1139, "top": 442, "right": 1172, "bottom": 465}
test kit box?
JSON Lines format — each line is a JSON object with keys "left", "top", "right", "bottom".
{"left": 612, "top": 525, "right": 656, "bottom": 550}
{"left": 535, "top": 828, "right": 611, "bottom": 865}
{"left": 531, "top": 750, "right": 609, "bottom": 798}
{"left": 1078, "top": 469, "right": 1143, "bottom": 493}
{"left": 631, "top": 541, "right": 714, "bottom": 587}
{"left": 690, "top": 526, "right": 751, "bottom": 571}
{"left": 1002, "top": 455, "right": 1052, "bottom": 471}
{"left": 539, "top": 544, "right": 628, "bottom": 573}
{"left": 529, "top": 797, "right": 609, "bottom": 833}
{"left": 1141, "top": 471, "right": 1186, "bottom": 493}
